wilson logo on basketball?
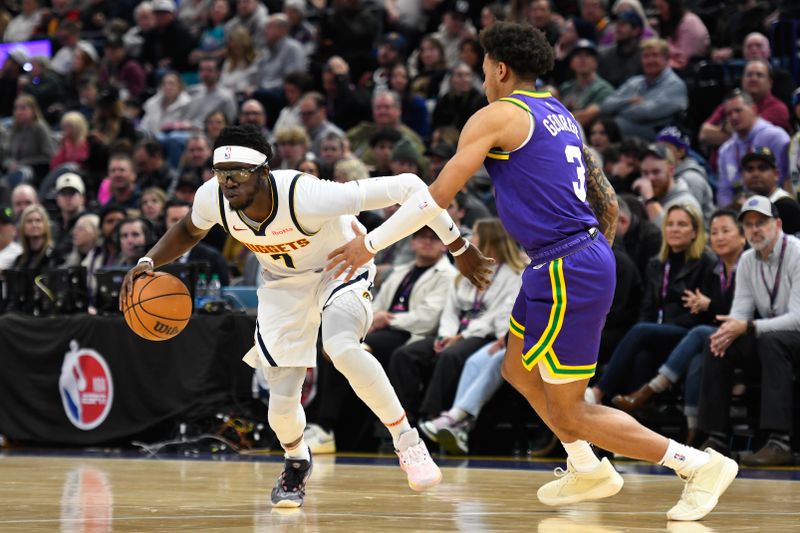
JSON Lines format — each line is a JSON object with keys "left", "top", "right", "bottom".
{"left": 59, "top": 340, "right": 113, "bottom": 431}
{"left": 153, "top": 321, "right": 179, "bottom": 336}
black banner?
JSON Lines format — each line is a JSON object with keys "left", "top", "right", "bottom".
{"left": 0, "top": 313, "right": 257, "bottom": 444}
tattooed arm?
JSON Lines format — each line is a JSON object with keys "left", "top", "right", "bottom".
{"left": 582, "top": 145, "right": 618, "bottom": 244}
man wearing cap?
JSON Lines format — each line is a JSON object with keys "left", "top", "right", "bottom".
{"left": 140, "top": 0, "right": 197, "bottom": 73}
{"left": 120, "top": 124, "right": 471, "bottom": 506}
{"left": 558, "top": 39, "right": 614, "bottom": 128}
{"left": 632, "top": 143, "right": 701, "bottom": 226}
{"left": 715, "top": 90, "right": 790, "bottom": 207}
{"left": 601, "top": 38, "right": 687, "bottom": 141}
{"left": 741, "top": 146, "right": 800, "bottom": 235}
{"left": 0, "top": 206, "right": 22, "bottom": 271}
{"left": 598, "top": 10, "right": 644, "bottom": 88}
{"left": 656, "top": 126, "right": 714, "bottom": 223}
{"left": 698, "top": 196, "right": 800, "bottom": 466}
{"left": 53, "top": 172, "right": 86, "bottom": 257}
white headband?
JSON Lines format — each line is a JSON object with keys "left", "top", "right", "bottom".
{"left": 213, "top": 146, "right": 268, "bottom": 166}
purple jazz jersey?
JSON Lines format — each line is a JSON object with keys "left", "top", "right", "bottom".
{"left": 509, "top": 236, "right": 616, "bottom": 379}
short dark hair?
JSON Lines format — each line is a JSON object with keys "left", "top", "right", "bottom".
{"left": 479, "top": 22, "right": 554, "bottom": 81}
{"left": 710, "top": 208, "right": 743, "bottom": 236}
{"left": 213, "top": 124, "right": 273, "bottom": 163}
{"left": 165, "top": 198, "right": 192, "bottom": 211}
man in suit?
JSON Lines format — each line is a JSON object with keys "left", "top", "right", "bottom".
{"left": 164, "top": 199, "right": 230, "bottom": 285}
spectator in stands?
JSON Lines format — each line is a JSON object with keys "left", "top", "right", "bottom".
{"left": 347, "top": 90, "right": 426, "bottom": 168}
{"left": 62, "top": 41, "right": 100, "bottom": 112}
{"left": 616, "top": 193, "right": 662, "bottom": 279}
{"left": 182, "top": 58, "right": 238, "bottom": 128}
{"left": 613, "top": 209, "right": 746, "bottom": 445}
{"left": 298, "top": 92, "right": 345, "bottom": 159}
{"left": 176, "top": 0, "right": 210, "bottom": 29}
{"left": 740, "top": 147, "right": 800, "bottom": 235}
{"left": 80, "top": 0, "right": 109, "bottom": 34}
{"left": 101, "top": 154, "right": 140, "bottom": 209}
{"left": 140, "top": 0, "right": 197, "bottom": 73}
{"left": 480, "top": 3, "right": 505, "bottom": 30}
{"left": 389, "top": 139, "right": 425, "bottom": 181}
{"left": 203, "top": 110, "right": 228, "bottom": 147}
{"left": 298, "top": 159, "right": 320, "bottom": 178}
{"left": 164, "top": 200, "right": 230, "bottom": 285}
{"left": 12, "top": 204, "right": 62, "bottom": 274}
{"left": 458, "top": 37, "right": 485, "bottom": 83}
{"left": 189, "top": 0, "right": 230, "bottom": 64}
{"left": 320, "top": 55, "right": 372, "bottom": 131}
{"left": 140, "top": 72, "right": 191, "bottom": 136}
{"left": 283, "top": 0, "right": 316, "bottom": 56}
{"left": 20, "top": 56, "right": 64, "bottom": 120}
{"left": 49, "top": 19, "right": 82, "bottom": 76}
{"left": 525, "top": 0, "right": 560, "bottom": 46}
{"left": 653, "top": 0, "right": 709, "bottom": 71}
{"left": 580, "top": 0, "right": 611, "bottom": 43}
{"left": 51, "top": 111, "right": 89, "bottom": 171}
{"left": 224, "top": 0, "right": 268, "bottom": 49}
{"left": 317, "top": 0, "right": 379, "bottom": 83}
{"left": 236, "top": 99, "right": 270, "bottom": 139}
{"left": 272, "top": 71, "right": 312, "bottom": 135}
{"left": 656, "top": 127, "right": 714, "bottom": 223}
{"left": 0, "top": 206, "right": 22, "bottom": 270}
{"left": 368, "top": 129, "right": 402, "bottom": 177}
{"left": 432, "top": 0, "right": 477, "bottom": 68}
{"left": 62, "top": 212, "right": 100, "bottom": 267}
{"left": 388, "top": 63, "right": 430, "bottom": 141}
{"left": 114, "top": 216, "right": 154, "bottom": 266}
{"left": 716, "top": 90, "right": 790, "bottom": 208}
{"left": 601, "top": 39, "right": 688, "bottom": 141}
{"left": 789, "top": 89, "right": 800, "bottom": 194}
{"left": 558, "top": 39, "right": 614, "bottom": 129}
{"left": 409, "top": 35, "right": 449, "bottom": 100}
{"left": 587, "top": 203, "right": 715, "bottom": 405}
{"left": 274, "top": 127, "right": 310, "bottom": 171}
{"left": 699, "top": 60, "right": 791, "bottom": 151}
{"left": 739, "top": 32, "right": 795, "bottom": 109}
{"left": 318, "top": 133, "right": 347, "bottom": 182}
{"left": 632, "top": 143, "right": 701, "bottom": 226}
{"left": 52, "top": 172, "right": 86, "bottom": 257}
{"left": 174, "top": 134, "right": 213, "bottom": 194}
{"left": 85, "top": 87, "right": 138, "bottom": 184}
{"left": 10, "top": 184, "right": 38, "bottom": 218}
{"left": 219, "top": 26, "right": 259, "bottom": 96}
{"left": 0, "top": 49, "right": 29, "bottom": 118}
{"left": 597, "top": 10, "right": 643, "bottom": 88}
{"left": 123, "top": 1, "right": 155, "bottom": 59}
{"left": 83, "top": 203, "right": 125, "bottom": 294}
{"left": 133, "top": 140, "right": 175, "bottom": 191}
{"left": 587, "top": 115, "right": 622, "bottom": 152}
{"left": 253, "top": 14, "right": 307, "bottom": 93}
{"left": 139, "top": 187, "right": 166, "bottom": 237}
{"left": 333, "top": 157, "right": 370, "bottom": 184}
{"left": 4, "top": 95, "right": 55, "bottom": 185}
{"left": 431, "top": 62, "right": 486, "bottom": 131}
{"left": 699, "top": 197, "right": 800, "bottom": 466}
{"left": 389, "top": 218, "right": 522, "bottom": 426}
{"left": 4, "top": 0, "right": 44, "bottom": 42}
{"left": 172, "top": 172, "right": 203, "bottom": 204}
{"left": 599, "top": 0, "right": 655, "bottom": 46}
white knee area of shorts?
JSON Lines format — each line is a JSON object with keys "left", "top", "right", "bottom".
{"left": 323, "top": 291, "right": 371, "bottom": 340}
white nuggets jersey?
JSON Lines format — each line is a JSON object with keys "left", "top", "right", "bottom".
{"left": 191, "top": 169, "right": 375, "bottom": 368}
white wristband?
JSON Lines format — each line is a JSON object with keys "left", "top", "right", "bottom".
{"left": 450, "top": 240, "right": 470, "bottom": 257}
{"left": 137, "top": 256, "right": 154, "bottom": 268}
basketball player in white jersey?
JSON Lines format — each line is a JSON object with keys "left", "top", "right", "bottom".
{"left": 120, "top": 125, "right": 484, "bottom": 507}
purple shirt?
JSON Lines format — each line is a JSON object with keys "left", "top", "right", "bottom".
{"left": 716, "top": 118, "right": 790, "bottom": 207}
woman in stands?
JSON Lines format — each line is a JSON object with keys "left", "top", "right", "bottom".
{"left": 13, "top": 204, "right": 61, "bottom": 275}
{"left": 587, "top": 203, "right": 716, "bottom": 405}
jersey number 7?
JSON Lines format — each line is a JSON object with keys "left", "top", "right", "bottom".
{"left": 271, "top": 253, "right": 296, "bottom": 269}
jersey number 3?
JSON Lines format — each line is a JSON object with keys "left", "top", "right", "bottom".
{"left": 565, "top": 145, "right": 587, "bottom": 202}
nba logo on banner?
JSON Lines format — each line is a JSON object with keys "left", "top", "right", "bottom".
{"left": 59, "top": 340, "right": 114, "bottom": 430}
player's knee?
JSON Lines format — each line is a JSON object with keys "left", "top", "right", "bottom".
{"left": 268, "top": 391, "right": 301, "bottom": 418}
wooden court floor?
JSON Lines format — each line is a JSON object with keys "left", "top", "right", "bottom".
{"left": 1, "top": 452, "right": 799, "bottom": 532}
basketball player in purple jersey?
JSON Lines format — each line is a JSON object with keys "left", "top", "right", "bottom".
{"left": 327, "top": 22, "right": 737, "bottom": 520}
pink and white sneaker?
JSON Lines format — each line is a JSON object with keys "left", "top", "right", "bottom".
{"left": 396, "top": 428, "right": 443, "bottom": 491}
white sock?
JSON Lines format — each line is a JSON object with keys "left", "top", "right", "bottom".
{"left": 660, "top": 439, "right": 709, "bottom": 475}
{"left": 446, "top": 406, "right": 469, "bottom": 423}
{"left": 284, "top": 439, "right": 311, "bottom": 461}
{"left": 686, "top": 415, "right": 698, "bottom": 430}
{"left": 386, "top": 412, "right": 413, "bottom": 448}
{"left": 562, "top": 440, "right": 601, "bottom": 473}
{"left": 649, "top": 374, "right": 671, "bottom": 393}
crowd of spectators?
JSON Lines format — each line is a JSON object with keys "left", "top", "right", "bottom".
{"left": 0, "top": 0, "right": 799, "bottom": 463}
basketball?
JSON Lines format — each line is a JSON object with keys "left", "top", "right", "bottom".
{"left": 123, "top": 272, "right": 192, "bottom": 341}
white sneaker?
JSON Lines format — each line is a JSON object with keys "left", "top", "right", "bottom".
{"left": 396, "top": 428, "right": 442, "bottom": 491}
{"left": 303, "top": 424, "right": 336, "bottom": 455}
{"left": 537, "top": 457, "right": 624, "bottom": 506}
{"left": 666, "top": 448, "right": 738, "bottom": 521}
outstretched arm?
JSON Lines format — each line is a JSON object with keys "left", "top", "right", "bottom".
{"left": 582, "top": 145, "right": 618, "bottom": 244}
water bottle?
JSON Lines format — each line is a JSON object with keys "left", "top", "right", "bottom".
{"left": 195, "top": 273, "right": 208, "bottom": 310}
{"left": 208, "top": 273, "right": 222, "bottom": 302}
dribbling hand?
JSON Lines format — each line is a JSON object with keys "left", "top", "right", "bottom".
{"left": 325, "top": 221, "right": 375, "bottom": 282}
{"left": 119, "top": 262, "right": 154, "bottom": 311}
{"left": 453, "top": 243, "right": 495, "bottom": 290}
